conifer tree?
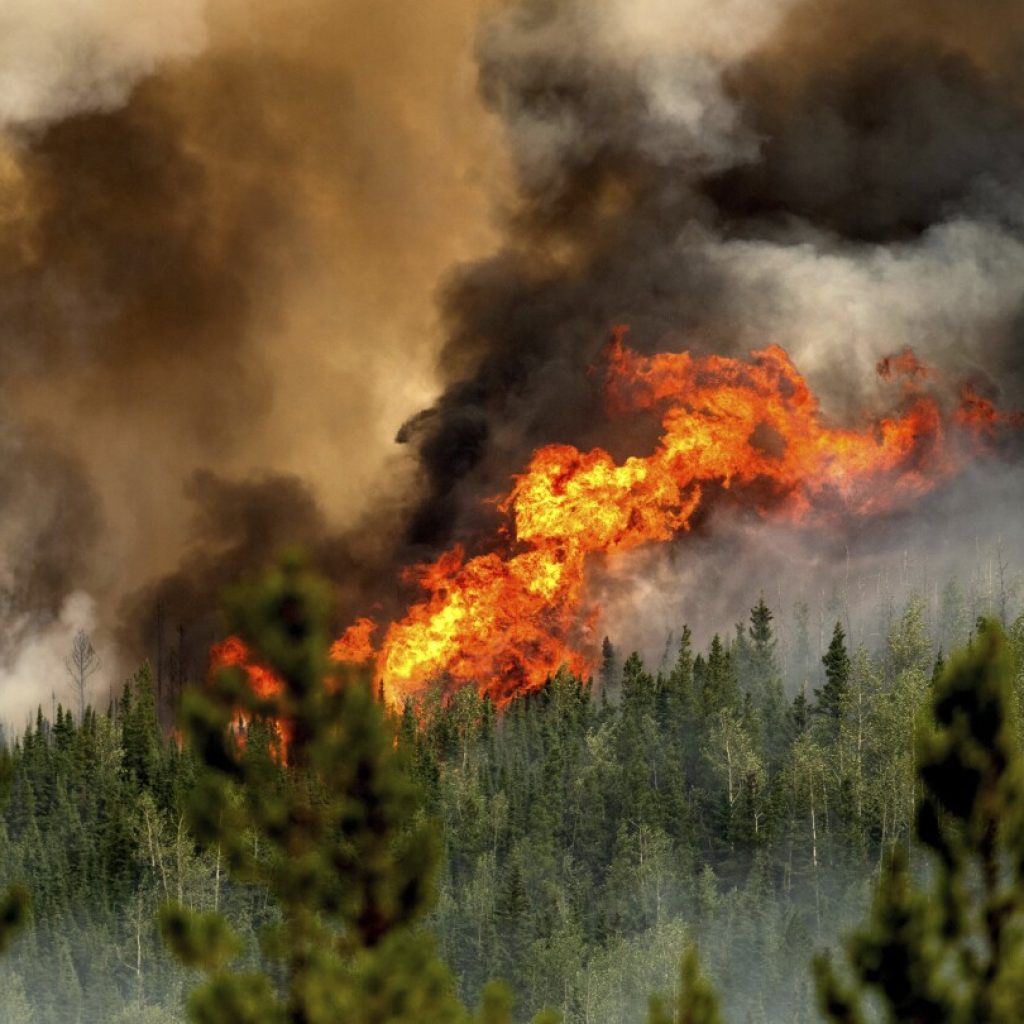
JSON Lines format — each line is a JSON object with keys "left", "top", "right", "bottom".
{"left": 790, "top": 686, "right": 810, "bottom": 738}
{"left": 121, "top": 665, "right": 163, "bottom": 795}
{"left": 599, "top": 636, "right": 618, "bottom": 704}
{"left": 816, "top": 622, "right": 1024, "bottom": 1022}
{"left": 702, "top": 636, "right": 736, "bottom": 716}
{"left": 815, "top": 623, "right": 850, "bottom": 729}
{"left": 161, "top": 555, "right": 468, "bottom": 1024}
{"left": 665, "top": 626, "right": 695, "bottom": 717}
{"left": 747, "top": 597, "right": 786, "bottom": 756}
{"left": 0, "top": 748, "right": 28, "bottom": 955}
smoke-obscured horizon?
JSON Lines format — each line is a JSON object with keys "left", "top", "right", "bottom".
{"left": 2, "top": 0, "right": 1024, "bottom": 723}
{"left": 0, "top": 0, "right": 502, "bottom": 722}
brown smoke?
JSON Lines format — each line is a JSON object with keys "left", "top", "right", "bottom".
{"left": 0, "top": 0, "right": 505, "bottom": 687}
{"left": 4, "top": 0, "right": 1024, "bottom": 716}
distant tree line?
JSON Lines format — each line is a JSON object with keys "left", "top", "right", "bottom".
{"left": 1, "top": 562, "right": 1023, "bottom": 1022}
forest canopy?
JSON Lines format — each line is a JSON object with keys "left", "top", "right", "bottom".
{"left": 1, "top": 557, "right": 1023, "bottom": 1023}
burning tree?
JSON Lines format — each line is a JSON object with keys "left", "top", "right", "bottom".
{"left": 160, "top": 555, "right": 462, "bottom": 1023}
{"left": 325, "top": 332, "right": 1021, "bottom": 713}
{"left": 162, "top": 555, "right": 552, "bottom": 1024}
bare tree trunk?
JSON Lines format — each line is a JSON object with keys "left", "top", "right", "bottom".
{"left": 65, "top": 629, "right": 100, "bottom": 724}
{"left": 810, "top": 782, "right": 821, "bottom": 935}
{"left": 143, "top": 802, "right": 169, "bottom": 899}
{"left": 214, "top": 843, "right": 222, "bottom": 913}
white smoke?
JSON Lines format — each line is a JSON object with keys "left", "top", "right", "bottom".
{"left": 0, "top": 591, "right": 110, "bottom": 734}
{"left": 599, "top": 0, "right": 793, "bottom": 61}
{"left": 0, "top": 0, "right": 207, "bottom": 129}
{"left": 477, "top": 0, "right": 776, "bottom": 189}
{"left": 690, "top": 213, "right": 1024, "bottom": 408}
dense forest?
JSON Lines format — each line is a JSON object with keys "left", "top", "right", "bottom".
{"left": 1, "top": 560, "right": 1023, "bottom": 1023}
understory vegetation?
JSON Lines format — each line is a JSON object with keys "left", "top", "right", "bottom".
{"left": 1, "top": 562, "right": 1023, "bottom": 1023}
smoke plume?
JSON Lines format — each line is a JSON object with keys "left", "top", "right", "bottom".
{"left": 0, "top": 0, "right": 505, "bottom": 721}
{"left": 0, "top": 0, "right": 206, "bottom": 129}
{"left": 403, "top": 0, "right": 1024, "bottom": 553}
{"left": 3, "top": 0, "right": 1024, "bottom": 720}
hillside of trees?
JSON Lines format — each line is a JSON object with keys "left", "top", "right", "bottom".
{"left": 1, "top": 561, "right": 1023, "bottom": 1023}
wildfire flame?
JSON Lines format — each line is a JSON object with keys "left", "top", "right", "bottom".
{"left": 208, "top": 634, "right": 293, "bottom": 753}
{"left": 330, "top": 617, "right": 377, "bottom": 664}
{"left": 212, "top": 330, "right": 1020, "bottom": 710}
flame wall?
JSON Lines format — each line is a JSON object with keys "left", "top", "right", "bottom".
{"left": 2, "top": 0, "right": 1024, "bottom": 720}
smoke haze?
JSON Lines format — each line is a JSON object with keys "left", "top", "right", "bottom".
{"left": 0, "top": 0, "right": 504, "bottom": 716}
{"left": 2, "top": 0, "right": 1024, "bottom": 720}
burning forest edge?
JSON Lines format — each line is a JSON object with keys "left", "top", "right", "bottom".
{"left": 5, "top": 0, "right": 1024, "bottom": 1020}
{"left": 5, "top": 555, "right": 1024, "bottom": 1023}
{"left": 213, "top": 329, "right": 1022, "bottom": 720}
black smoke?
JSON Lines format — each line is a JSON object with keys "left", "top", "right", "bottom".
{"left": 399, "top": 0, "right": 1024, "bottom": 556}
{"left": 8, "top": 0, "right": 1024, "bottom": 697}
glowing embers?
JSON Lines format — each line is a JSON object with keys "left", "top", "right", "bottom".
{"left": 208, "top": 635, "right": 291, "bottom": 755}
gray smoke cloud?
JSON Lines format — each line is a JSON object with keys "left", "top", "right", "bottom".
{"left": 0, "top": 0, "right": 498, "bottom": 721}
{"left": 400, "top": 0, "right": 1024, "bottom": 575}
{"left": 0, "top": 0, "right": 206, "bottom": 128}
{"left": 3, "top": 0, "right": 1024, "bottom": 723}
{"left": 385, "top": 0, "right": 1024, "bottom": 679}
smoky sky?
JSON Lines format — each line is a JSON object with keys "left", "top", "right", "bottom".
{"left": 3, "top": 0, "right": 1024, "bottom": 713}
{"left": 0, "top": 0, "right": 496, "bottom": 702}
{"left": 403, "top": 0, "right": 1024, "bottom": 558}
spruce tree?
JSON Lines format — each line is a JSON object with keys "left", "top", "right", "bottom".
{"left": 815, "top": 623, "right": 851, "bottom": 727}
{"left": 599, "top": 636, "right": 619, "bottom": 705}
{"left": 747, "top": 597, "right": 786, "bottom": 757}
{"left": 0, "top": 747, "right": 28, "bottom": 955}
{"left": 121, "top": 665, "right": 163, "bottom": 796}
{"left": 790, "top": 686, "right": 810, "bottom": 738}
{"left": 702, "top": 636, "right": 736, "bottom": 716}
{"left": 816, "top": 622, "right": 1024, "bottom": 1022}
{"left": 161, "top": 555, "right": 468, "bottom": 1024}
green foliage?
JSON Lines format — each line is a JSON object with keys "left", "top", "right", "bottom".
{"left": 0, "top": 743, "right": 29, "bottom": 956}
{"left": 647, "top": 946, "right": 723, "bottom": 1024}
{"left": 185, "top": 972, "right": 281, "bottom": 1024}
{"left": 816, "top": 622, "right": 1024, "bottom": 1023}
{"left": 0, "top": 884, "right": 29, "bottom": 955}
{"left": 165, "top": 555, "right": 466, "bottom": 1023}
{"left": 476, "top": 979, "right": 515, "bottom": 1024}
{"left": 816, "top": 622, "right": 850, "bottom": 727}
{"left": 2, "top": 567, "right": 1020, "bottom": 1023}
{"left": 159, "top": 904, "right": 242, "bottom": 970}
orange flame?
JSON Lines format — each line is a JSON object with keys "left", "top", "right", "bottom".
{"left": 329, "top": 616, "right": 377, "bottom": 664}
{"left": 209, "top": 635, "right": 283, "bottom": 700}
{"left": 214, "top": 331, "right": 1020, "bottom": 712}
{"left": 208, "top": 635, "right": 292, "bottom": 755}
{"left": 954, "top": 383, "right": 1024, "bottom": 438}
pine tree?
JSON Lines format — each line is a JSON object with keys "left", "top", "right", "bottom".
{"left": 747, "top": 597, "right": 786, "bottom": 758}
{"left": 815, "top": 622, "right": 851, "bottom": 729}
{"left": 599, "top": 636, "right": 619, "bottom": 704}
{"left": 665, "top": 626, "right": 695, "bottom": 720}
{"left": 161, "top": 555, "right": 469, "bottom": 1024}
{"left": 121, "top": 665, "right": 163, "bottom": 795}
{"left": 816, "top": 622, "right": 1024, "bottom": 1022}
{"left": 0, "top": 747, "right": 28, "bottom": 955}
{"left": 790, "top": 686, "right": 810, "bottom": 738}
{"left": 702, "top": 636, "right": 737, "bottom": 716}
